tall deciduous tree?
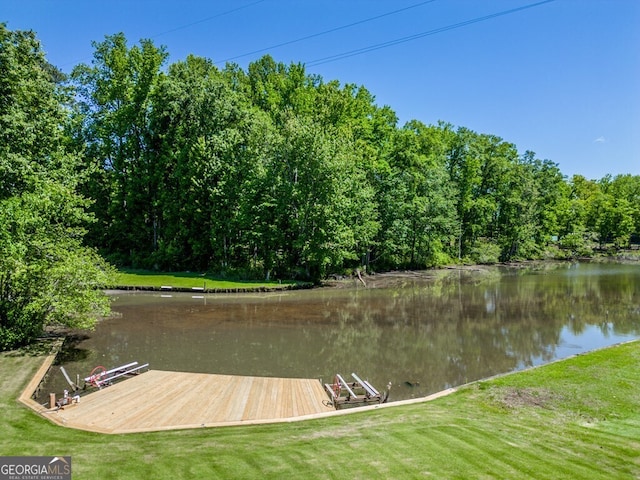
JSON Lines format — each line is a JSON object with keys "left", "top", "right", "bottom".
{"left": 0, "top": 24, "right": 112, "bottom": 350}
{"left": 148, "top": 55, "right": 266, "bottom": 270}
{"left": 376, "top": 121, "right": 458, "bottom": 269}
{"left": 71, "top": 33, "right": 168, "bottom": 263}
{"left": 598, "top": 175, "right": 639, "bottom": 247}
{"left": 251, "top": 116, "right": 378, "bottom": 279}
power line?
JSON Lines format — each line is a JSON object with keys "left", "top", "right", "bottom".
{"left": 56, "top": 0, "right": 267, "bottom": 68}
{"left": 306, "top": 0, "right": 556, "bottom": 67}
{"left": 150, "top": 0, "right": 267, "bottom": 39}
{"left": 218, "top": 0, "right": 438, "bottom": 64}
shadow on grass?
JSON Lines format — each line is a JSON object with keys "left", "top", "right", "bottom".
{"left": 4, "top": 335, "right": 63, "bottom": 358}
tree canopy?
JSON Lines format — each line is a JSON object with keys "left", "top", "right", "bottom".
{"left": 64, "top": 32, "right": 640, "bottom": 276}
{"left": 0, "top": 24, "right": 113, "bottom": 349}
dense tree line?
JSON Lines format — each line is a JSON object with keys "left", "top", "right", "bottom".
{"left": 69, "top": 33, "right": 639, "bottom": 279}
{"left": 1, "top": 26, "right": 639, "bottom": 347}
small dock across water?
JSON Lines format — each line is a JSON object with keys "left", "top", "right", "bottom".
{"left": 41, "top": 370, "right": 333, "bottom": 433}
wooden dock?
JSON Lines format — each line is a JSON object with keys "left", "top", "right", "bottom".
{"left": 39, "top": 370, "right": 333, "bottom": 433}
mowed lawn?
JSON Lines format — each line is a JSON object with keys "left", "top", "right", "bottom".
{"left": 1, "top": 340, "right": 638, "bottom": 479}
{"left": 112, "top": 269, "right": 307, "bottom": 290}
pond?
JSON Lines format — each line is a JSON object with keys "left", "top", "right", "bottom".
{"left": 42, "top": 262, "right": 640, "bottom": 403}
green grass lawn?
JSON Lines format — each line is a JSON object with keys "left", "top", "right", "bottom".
{"left": 1, "top": 340, "right": 639, "bottom": 479}
{"left": 112, "top": 269, "right": 307, "bottom": 290}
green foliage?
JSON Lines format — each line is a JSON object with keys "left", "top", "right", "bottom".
{"left": 595, "top": 175, "right": 637, "bottom": 247}
{"left": 255, "top": 116, "right": 378, "bottom": 278}
{"left": 0, "top": 25, "right": 113, "bottom": 350}
{"left": 71, "top": 32, "right": 168, "bottom": 260}
{"left": 469, "top": 238, "right": 502, "bottom": 264}
{"left": 146, "top": 54, "right": 258, "bottom": 270}
{"left": 6, "top": 26, "right": 637, "bottom": 292}
{"left": 375, "top": 121, "right": 459, "bottom": 269}
{"left": 558, "top": 228, "right": 594, "bottom": 257}
{"left": 61, "top": 32, "right": 640, "bottom": 281}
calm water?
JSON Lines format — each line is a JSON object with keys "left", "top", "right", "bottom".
{"left": 43, "top": 262, "right": 640, "bottom": 402}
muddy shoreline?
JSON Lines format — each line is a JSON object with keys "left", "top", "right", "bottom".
{"left": 322, "top": 260, "right": 559, "bottom": 290}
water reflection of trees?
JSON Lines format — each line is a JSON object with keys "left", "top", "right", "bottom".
{"left": 313, "top": 264, "right": 640, "bottom": 399}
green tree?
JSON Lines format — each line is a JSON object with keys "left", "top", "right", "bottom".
{"left": 497, "top": 159, "right": 539, "bottom": 260}
{"left": 251, "top": 116, "right": 378, "bottom": 279}
{"left": 526, "top": 155, "right": 571, "bottom": 245}
{"left": 71, "top": 33, "right": 168, "bottom": 264}
{"left": 376, "top": 121, "right": 458, "bottom": 269}
{"left": 566, "top": 175, "right": 601, "bottom": 247}
{"left": 245, "top": 55, "right": 319, "bottom": 126}
{"left": 447, "top": 129, "right": 517, "bottom": 262}
{"left": 149, "top": 55, "right": 268, "bottom": 271}
{"left": 0, "top": 25, "right": 113, "bottom": 349}
{"left": 0, "top": 186, "right": 113, "bottom": 349}
{"left": 600, "top": 175, "right": 640, "bottom": 246}
{"left": 593, "top": 175, "right": 635, "bottom": 248}
{"left": 232, "top": 59, "right": 386, "bottom": 278}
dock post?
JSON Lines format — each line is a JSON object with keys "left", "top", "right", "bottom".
{"left": 49, "top": 393, "right": 56, "bottom": 409}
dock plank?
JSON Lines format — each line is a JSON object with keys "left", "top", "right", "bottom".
{"left": 39, "top": 370, "right": 335, "bottom": 433}
{"left": 242, "top": 375, "right": 267, "bottom": 421}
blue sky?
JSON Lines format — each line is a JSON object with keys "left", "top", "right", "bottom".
{"left": 3, "top": 0, "right": 639, "bottom": 179}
